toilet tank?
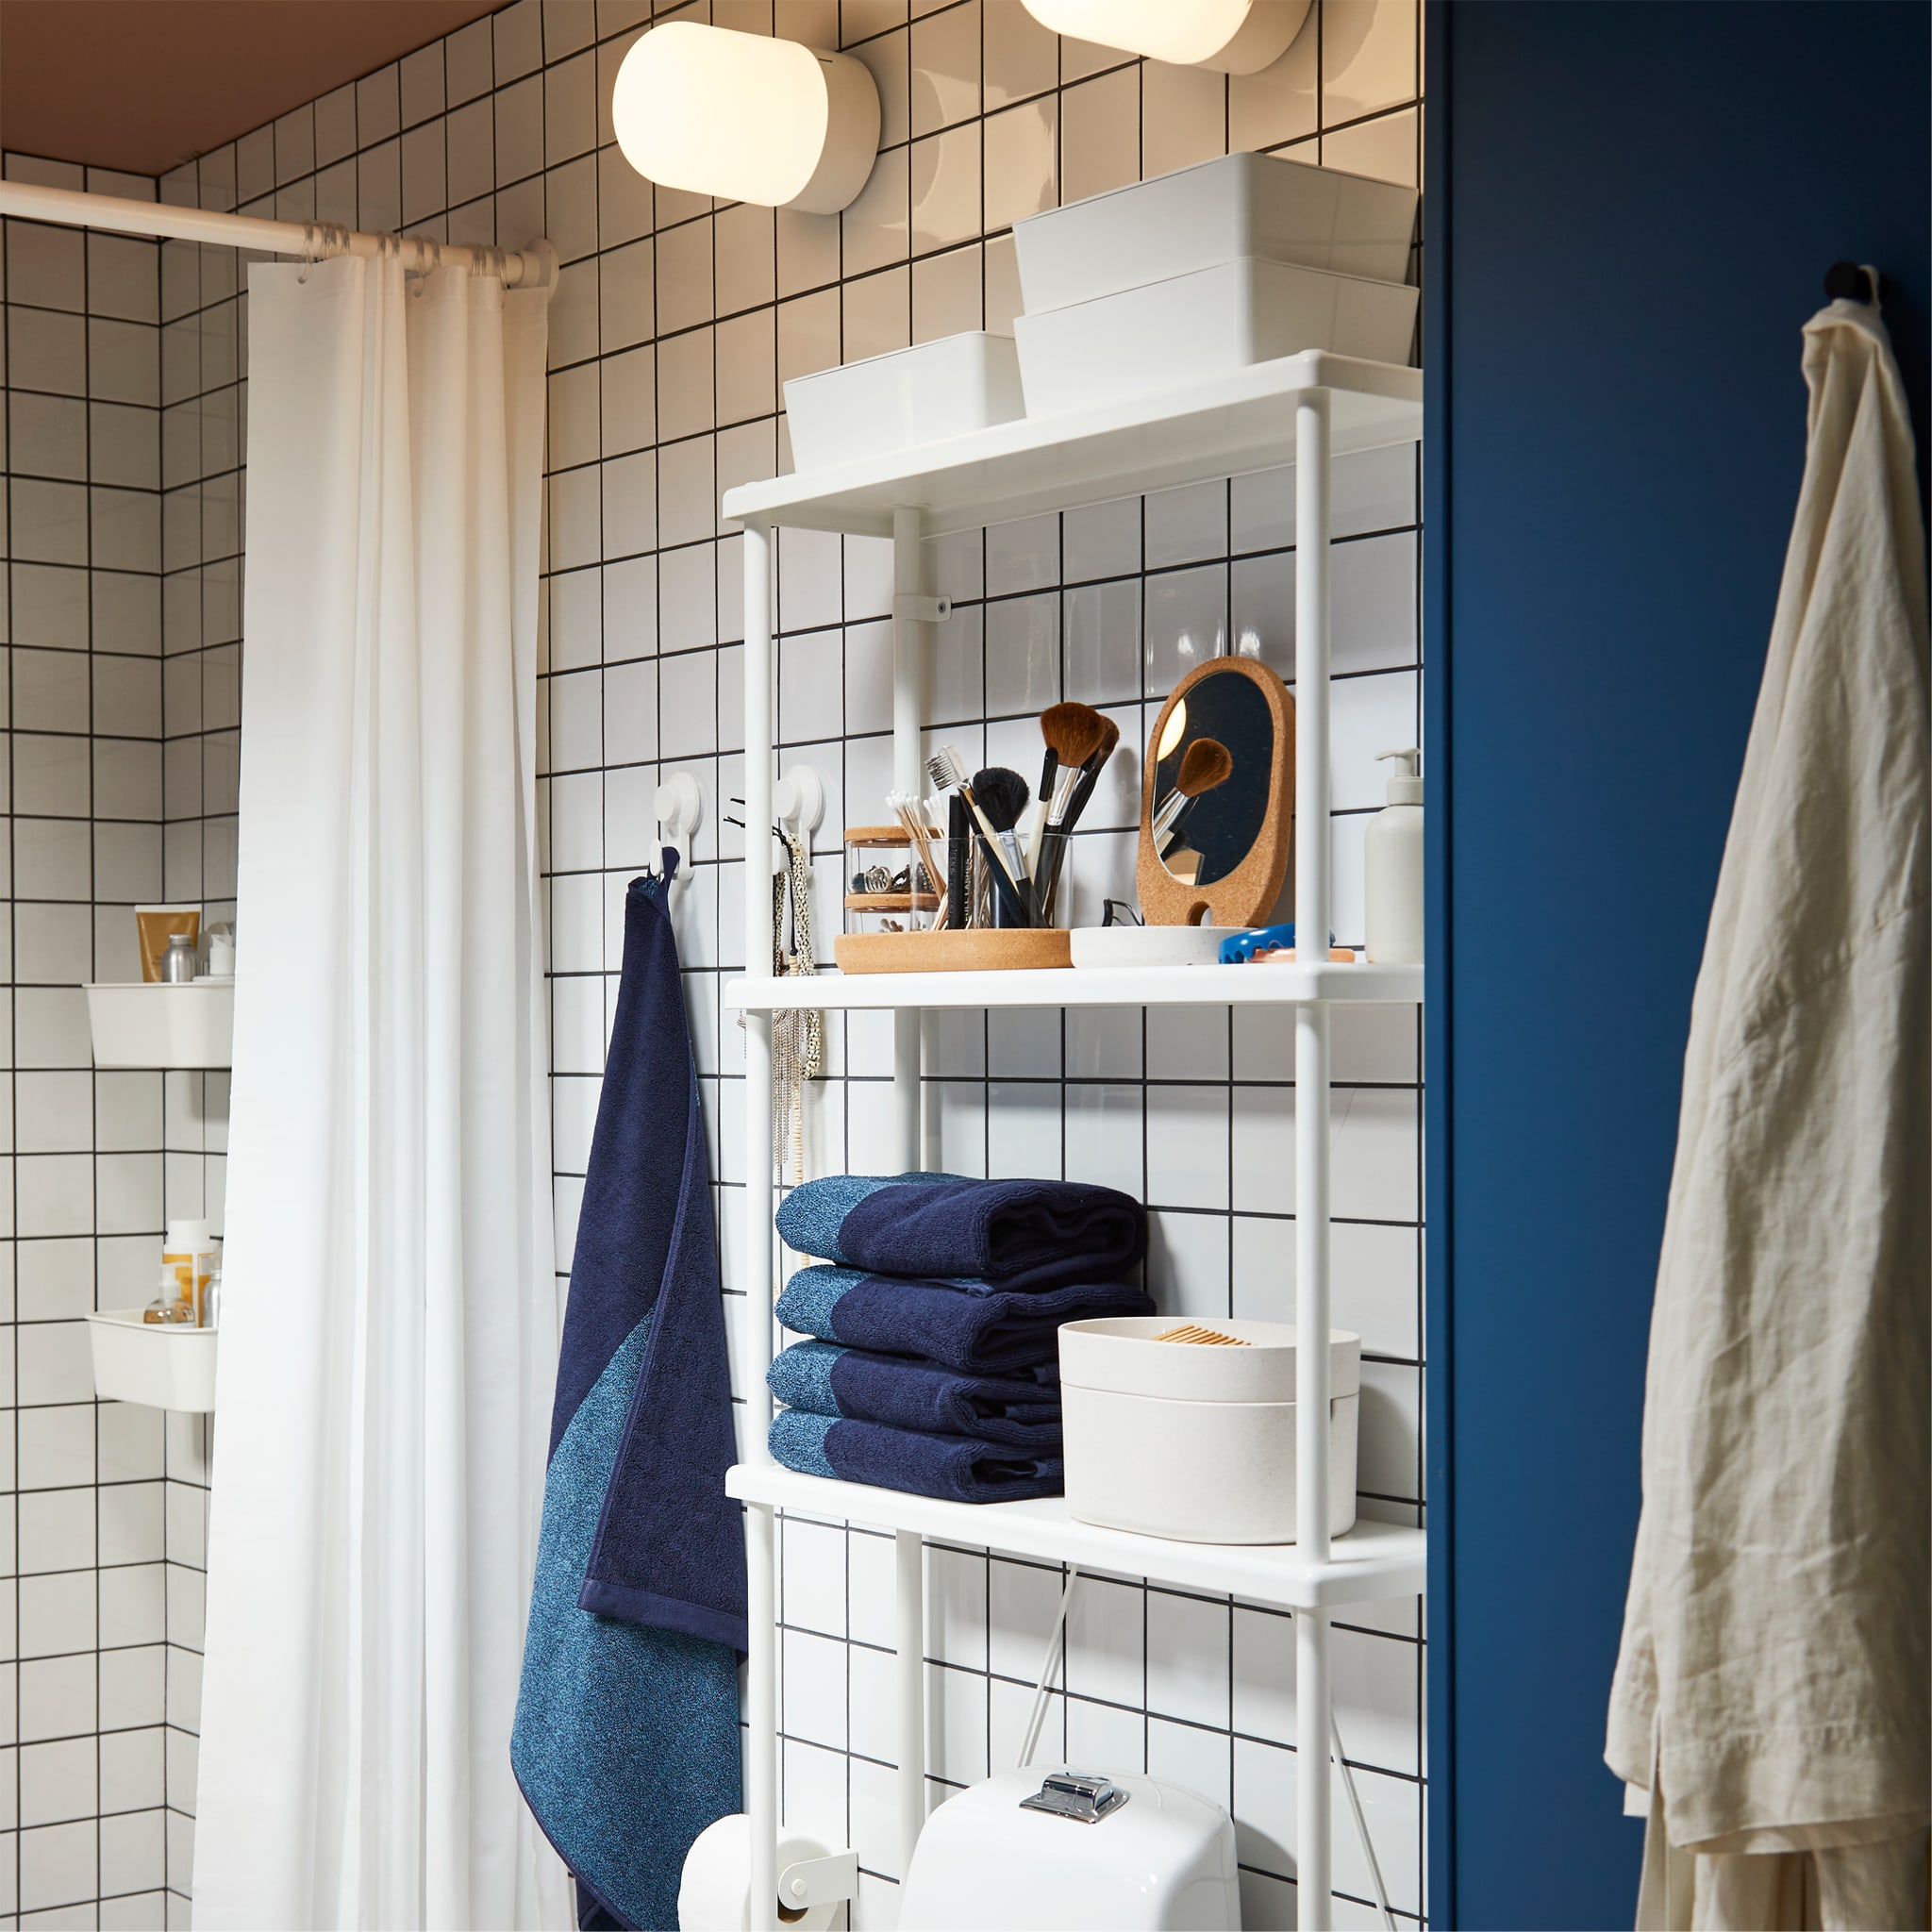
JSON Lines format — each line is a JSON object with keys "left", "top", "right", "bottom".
{"left": 898, "top": 1770, "right": 1241, "bottom": 1931}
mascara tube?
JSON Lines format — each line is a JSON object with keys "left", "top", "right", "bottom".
{"left": 948, "top": 794, "right": 971, "bottom": 930}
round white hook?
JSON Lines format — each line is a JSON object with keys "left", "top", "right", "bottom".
{"left": 654, "top": 772, "right": 702, "bottom": 883}
{"left": 773, "top": 764, "right": 824, "bottom": 839}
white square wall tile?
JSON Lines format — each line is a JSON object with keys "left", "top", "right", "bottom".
{"left": 18, "top": 1571, "right": 95, "bottom": 1660}
{"left": 20, "top": 1817, "right": 95, "bottom": 1913}
{"left": 1065, "top": 1574, "right": 1143, "bottom": 1710}
{"left": 18, "top": 1488, "right": 93, "bottom": 1578}
{"left": 99, "top": 1564, "right": 167, "bottom": 1651}
{"left": 99, "top": 1646, "right": 166, "bottom": 1732}
{"left": 20, "top": 1653, "right": 96, "bottom": 1743}
{"left": 781, "top": 1627, "right": 847, "bottom": 1750}
{"left": 98, "top": 1731, "right": 165, "bottom": 1816}
{"left": 1146, "top": 1591, "right": 1232, "bottom": 1730}
{"left": 20, "top": 1738, "right": 95, "bottom": 1827}
{"left": 100, "top": 1807, "right": 168, "bottom": 1897}
{"left": 780, "top": 1516, "right": 846, "bottom": 1639}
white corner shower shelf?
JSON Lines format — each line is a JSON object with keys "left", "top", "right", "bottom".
{"left": 727, "top": 959, "right": 1422, "bottom": 1012}
{"left": 728, "top": 1462, "right": 1424, "bottom": 1612}
{"left": 85, "top": 980, "right": 234, "bottom": 1068}
{"left": 721, "top": 349, "right": 1422, "bottom": 538}
{"left": 87, "top": 1309, "right": 218, "bottom": 1412}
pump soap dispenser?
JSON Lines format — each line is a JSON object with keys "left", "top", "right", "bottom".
{"left": 1365, "top": 748, "right": 1424, "bottom": 964}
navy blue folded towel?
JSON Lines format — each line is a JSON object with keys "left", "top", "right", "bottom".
{"left": 512, "top": 873, "right": 742, "bottom": 1932}
{"left": 776, "top": 1172, "right": 1147, "bottom": 1291}
{"left": 769, "top": 1339, "right": 1062, "bottom": 1449}
{"left": 776, "top": 1265, "right": 1155, "bottom": 1374}
{"left": 772, "top": 1408, "right": 1065, "bottom": 1503}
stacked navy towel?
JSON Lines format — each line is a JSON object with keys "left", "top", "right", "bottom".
{"left": 768, "top": 1173, "right": 1153, "bottom": 1504}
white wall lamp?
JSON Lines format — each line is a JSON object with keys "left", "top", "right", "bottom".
{"left": 611, "top": 22, "right": 880, "bottom": 215}
{"left": 1020, "top": 0, "right": 1311, "bottom": 75}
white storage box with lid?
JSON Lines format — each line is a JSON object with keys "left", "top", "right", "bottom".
{"left": 783, "top": 331, "right": 1024, "bottom": 471}
{"left": 1014, "top": 258, "right": 1418, "bottom": 418}
{"left": 87, "top": 1309, "right": 218, "bottom": 1412}
{"left": 1013, "top": 150, "right": 1418, "bottom": 312}
{"left": 1059, "top": 1317, "right": 1360, "bottom": 1543}
{"left": 898, "top": 1768, "right": 1239, "bottom": 1931}
{"left": 86, "top": 980, "right": 234, "bottom": 1068}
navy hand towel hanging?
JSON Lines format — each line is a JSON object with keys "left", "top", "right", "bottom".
{"left": 512, "top": 871, "right": 744, "bottom": 1932}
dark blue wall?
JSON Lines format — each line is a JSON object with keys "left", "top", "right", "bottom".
{"left": 1424, "top": 5, "right": 1929, "bottom": 1926}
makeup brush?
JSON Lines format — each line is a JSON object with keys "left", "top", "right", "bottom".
{"left": 927, "top": 748, "right": 1025, "bottom": 900}
{"left": 1151, "top": 737, "right": 1232, "bottom": 841}
{"left": 972, "top": 766, "right": 1033, "bottom": 924}
{"left": 1036, "top": 712, "right": 1123, "bottom": 920}
{"left": 1032, "top": 703, "right": 1108, "bottom": 880}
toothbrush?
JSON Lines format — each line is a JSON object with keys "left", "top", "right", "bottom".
{"left": 926, "top": 748, "right": 1024, "bottom": 899}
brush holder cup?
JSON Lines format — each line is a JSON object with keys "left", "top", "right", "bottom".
{"left": 842, "top": 826, "right": 938, "bottom": 936}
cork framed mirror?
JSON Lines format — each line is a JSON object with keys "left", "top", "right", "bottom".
{"left": 1137, "top": 657, "right": 1294, "bottom": 927}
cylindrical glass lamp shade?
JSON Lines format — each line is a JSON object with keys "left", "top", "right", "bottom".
{"left": 611, "top": 23, "right": 881, "bottom": 214}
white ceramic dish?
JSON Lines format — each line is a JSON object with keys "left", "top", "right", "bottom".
{"left": 1059, "top": 1317, "right": 1360, "bottom": 1545}
{"left": 784, "top": 331, "right": 1024, "bottom": 470}
{"left": 1014, "top": 151, "right": 1419, "bottom": 313}
{"left": 1015, "top": 258, "right": 1418, "bottom": 418}
{"left": 1068, "top": 924, "right": 1226, "bottom": 969}
{"left": 85, "top": 980, "right": 234, "bottom": 1068}
{"left": 87, "top": 1309, "right": 218, "bottom": 1412}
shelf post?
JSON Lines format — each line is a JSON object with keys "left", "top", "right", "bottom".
{"left": 1294, "top": 389, "right": 1335, "bottom": 1931}
{"left": 888, "top": 516, "right": 930, "bottom": 1877}
{"left": 895, "top": 1528, "right": 925, "bottom": 1878}
{"left": 891, "top": 507, "right": 927, "bottom": 1173}
{"left": 741, "top": 517, "right": 779, "bottom": 1932}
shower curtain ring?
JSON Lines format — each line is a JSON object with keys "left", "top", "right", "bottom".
{"left": 298, "top": 222, "right": 318, "bottom": 283}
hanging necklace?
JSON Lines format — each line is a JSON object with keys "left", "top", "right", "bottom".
{"left": 772, "top": 827, "right": 823, "bottom": 1184}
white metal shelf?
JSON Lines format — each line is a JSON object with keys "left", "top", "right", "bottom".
{"left": 732, "top": 352, "right": 1425, "bottom": 1932}
{"left": 722, "top": 351, "right": 1422, "bottom": 538}
{"left": 728, "top": 1462, "right": 1424, "bottom": 1611}
{"left": 726, "top": 959, "right": 1423, "bottom": 1011}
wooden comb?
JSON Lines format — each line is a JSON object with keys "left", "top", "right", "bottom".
{"left": 1153, "top": 1323, "right": 1251, "bottom": 1346}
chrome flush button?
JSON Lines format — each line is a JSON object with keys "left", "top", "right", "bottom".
{"left": 1019, "top": 1771, "right": 1131, "bottom": 1824}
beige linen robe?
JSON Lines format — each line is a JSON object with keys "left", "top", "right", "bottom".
{"left": 1607, "top": 297, "right": 1930, "bottom": 1929}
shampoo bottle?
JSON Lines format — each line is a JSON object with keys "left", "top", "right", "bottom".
{"left": 1365, "top": 748, "right": 1424, "bottom": 964}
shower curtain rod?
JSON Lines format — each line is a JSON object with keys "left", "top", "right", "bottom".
{"left": 0, "top": 179, "right": 556, "bottom": 288}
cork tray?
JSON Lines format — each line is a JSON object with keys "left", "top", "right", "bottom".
{"left": 834, "top": 928, "right": 1073, "bottom": 974}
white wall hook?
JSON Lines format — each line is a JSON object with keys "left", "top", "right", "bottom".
{"left": 773, "top": 764, "right": 824, "bottom": 842}
{"left": 654, "top": 772, "right": 703, "bottom": 884}
{"left": 777, "top": 1848, "right": 859, "bottom": 1909}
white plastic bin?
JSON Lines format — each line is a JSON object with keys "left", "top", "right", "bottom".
{"left": 1059, "top": 1317, "right": 1359, "bottom": 1544}
{"left": 86, "top": 980, "right": 234, "bottom": 1068}
{"left": 1014, "top": 258, "right": 1418, "bottom": 417}
{"left": 784, "top": 331, "right": 1024, "bottom": 470}
{"left": 88, "top": 1309, "right": 218, "bottom": 1412}
{"left": 1013, "top": 152, "right": 1418, "bottom": 314}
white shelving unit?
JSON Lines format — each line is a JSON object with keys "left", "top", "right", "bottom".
{"left": 724, "top": 347, "right": 1424, "bottom": 1932}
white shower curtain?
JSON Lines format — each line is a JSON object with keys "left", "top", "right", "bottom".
{"left": 192, "top": 252, "right": 569, "bottom": 1931}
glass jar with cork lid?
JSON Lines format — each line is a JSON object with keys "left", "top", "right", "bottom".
{"left": 843, "top": 825, "right": 938, "bottom": 935}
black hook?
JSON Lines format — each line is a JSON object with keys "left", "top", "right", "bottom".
{"left": 1824, "top": 260, "right": 1880, "bottom": 306}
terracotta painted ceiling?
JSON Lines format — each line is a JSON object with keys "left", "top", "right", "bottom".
{"left": 0, "top": 0, "right": 504, "bottom": 177}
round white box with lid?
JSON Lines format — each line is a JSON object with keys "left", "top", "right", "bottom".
{"left": 1058, "top": 1317, "right": 1360, "bottom": 1544}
